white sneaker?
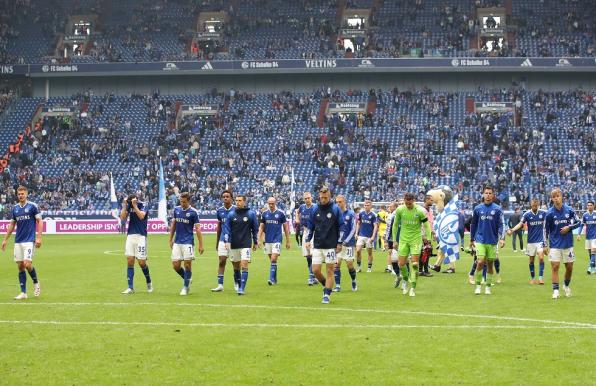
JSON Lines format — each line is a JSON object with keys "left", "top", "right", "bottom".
{"left": 496, "top": 274, "right": 502, "bottom": 284}
{"left": 409, "top": 288, "right": 416, "bottom": 297}
{"left": 468, "top": 275, "right": 475, "bottom": 285}
{"left": 563, "top": 286, "right": 572, "bottom": 298}
{"left": 180, "top": 287, "right": 189, "bottom": 296}
{"left": 484, "top": 286, "right": 492, "bottom": 295}
{"left": 401, "top": 281, "right": 408, "bottom": 295}
{"left": 234, "top": 282, "right": 239, "bottom": 292}
{"left": 474, "top": 285, "right": 481, "bottom": 295}
{"left": 121, "top": 288, "right": 134, "bottom": 294}
{"left": 147, "top": 282, "right": 153, "bottom": 293}
{"left": 14, "top": 292, "right": 27, "bottom": 300}
{"left": 211, "top": 284, "right": 224, "bottom": 292}
{"left": 34, "top": 282, "right": 41, "bottom": 297}
{"left": 332, "top": 285, "right": 341, "bottom": 292}
{"left": 356, "top": 266, "right": 362, "bottom": 273}
{"left": 366, "top": 268, "right": 372, "bottom": 273}
{"left": 552, "top": 290, "right": 560, "bottom": 299}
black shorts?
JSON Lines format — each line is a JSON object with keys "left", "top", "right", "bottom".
{"left": 387, "top": 241, "right": 393, "bottom": 249}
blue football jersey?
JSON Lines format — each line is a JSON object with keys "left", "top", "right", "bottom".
{"left": 339, "top": 209, "right": 357, "bottom": 247}
{"left": 217, "top": 205, "right": 235, "bottom": 242}
{"left": 261, "top": 209, "right": 287, "bottom": 243}
{"left": 470, "top": 203, "right": 504, "bottom": 245}
{"left": 173, "top": 206, "right": 200, "bottom": 245}
{"left": 357, "top": 210, "right": 377, "bottom": 237}
{"left": 12, "top": 202, "right": 41, "bottom": 243}
{"left": 543, "top": 205, "right": 581, "bottom": 249}
{"left": 127, "top": 201, "right": 148, "bottom": 236}
{"left": 298, "top": 203, "right": 315, "bottom": 229}
{"left": 581, "top": 211, "right": 596, "bottom": 240}
{"left": 521, "top": 209, "right": 546, "bottom": 244}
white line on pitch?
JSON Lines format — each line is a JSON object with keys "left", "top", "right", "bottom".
{"left": 1, "top": 302, "right": 594, "bottom": 328}
{"left": 0, "top": 320, "right": 593, "bottom": 329}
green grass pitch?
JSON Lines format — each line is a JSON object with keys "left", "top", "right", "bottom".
{"left": 0, "top": 234, "right": 594, "bottom": 385}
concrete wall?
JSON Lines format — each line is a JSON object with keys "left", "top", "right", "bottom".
{"left": 32, "top": 72, "right": 596, "bottom": 98}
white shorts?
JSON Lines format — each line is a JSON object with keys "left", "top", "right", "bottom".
{"left": 171, "top": 243, "right": 195, "bottom": 261}
{"left": 265, "top": 242, "right": 281, "bottom": 255}
{"left": 585, "top": 239, "right": 596, "bottom": 250}
{"left": 525, "top": 242, "right": 544, "bottom": 257}
{"left": 356, "top": 236, "right": 374, "bottom": 249}
{"left": 338, "top": 246, "right": 355, "bottom": 261}
{"left": 548, "top": 248, "right": 575, "bottom": 263}
{"left": 230, "top": 248, "right": 251, "bottom": 263}
{"left": 14, "top": 242, "right": 34, "bottom": 262}
{"left": 312, "top": 248, "right": 337, "bottom": 265}
{"left": 125, "top": 234, "right": 147, "bottom": 260}
{"left": 301, "top": 229, "right": 311, "bottom": 256}
{"left": 217, "top": 241, "right": 230, "bottom": 257}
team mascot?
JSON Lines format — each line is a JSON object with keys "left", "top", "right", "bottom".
{"left": 426, "top": 185, "right": 460, "bottom": 271}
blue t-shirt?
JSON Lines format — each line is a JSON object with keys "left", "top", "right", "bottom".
{"left": 339, "top": 209, "right": 357, "bottom": 247}
{"left": 581, "top": 211, "right": 596, "bottom": 240}
{"left": 543, "top": 204, "right": 581, "bottom": 249}
{"left": 520, "top": 209, "right": 546, "bottom": 244}
{"left": 173, "top": 205, "right": 200, "bottom": 245}
{"left": 261, "top": 209, "right": 287, "bottom": 243}
{"left": 217, "top": 205, "right": 235, "bottom": 242}
{"left": 470, "top": 202, "right": 504, "bottom": 245}
{"left": 127, "top": 201, "right": 148, "bottom": 236}
{"left": 298, "top": 204, "right": 315, "bottom": 229}
{"left": 357, "top": 210, "right": 377, "bottom": 238}
{"left": 12, "top": 202, "right": 41, "bottom": 243}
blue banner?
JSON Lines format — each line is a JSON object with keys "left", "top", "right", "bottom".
{"left": 2, "top": 57, "right": 594, "bottom": 76}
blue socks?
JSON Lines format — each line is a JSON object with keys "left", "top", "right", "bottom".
{"left": 176, "top": 267, "right": 185, "bottom": 279}
{"left": 590, "top": 253, "right": 596, "bottom": 268}
{"left": 564, "top": 279, "right": 570, "bottom": 287}
{"left": 529, "top": 263, "right": 535, "bottom": 279}
{"left": 270, "top": 263, "right": 277, "bottom": 283}
{"left": 539, "top": 261, "right": 545, "bottom": 277}
{"left": 323, "top": 287, "right": 332, "bottom": 296}
{"left": 184, "top": 270, "right": 192, "bottom": 288}
{"left": 217, "top": 274, "right": 224, "bottom": 285}
{"left": 334, "top": 268, "right": 341, "bottom": 286}
{"left": 234, "top": 269, "right": 241, "bottom": 287}
{"left": 127, "top": 267, "right": 134, "bottom": 289}
{"left": 469, "top": 258, "right": 477, "bottom": 276}
{"left": 348, "top": 268, "right": 357, "bottom": 281}
{"left": 28, "top": 267, "right": 38, "bottom": 284}
{"left": 307, "top": 256, "right": 314, "bottom": 279}
{"left": 18, "top": 271, "right": 26, "bottom": 293}
{"left": 240, "top": 270, "right": 248, "bottom": 291}
{"left": 141, "top": 265, "right": 151, "bottom": 284}
{"left": 494, "top": 259, "right": 501, "bottom": 274}
{"left": 553, "top": 283, "right": 559, "bottom": 291}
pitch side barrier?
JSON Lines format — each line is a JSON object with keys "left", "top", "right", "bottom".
{"left": 0, "top": 219, "right": 218, "bottom": 234}
{"left": 1, "top": 57, "right": 595, "bottom": 77}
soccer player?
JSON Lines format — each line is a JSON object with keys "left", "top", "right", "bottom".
{"left": 223, "top": 195, "right": 259, "bottom": 295}
{"left": 384, "top": 202, "right": 398, "bottom": 273}
{"left": 355, "top": 199, "right": 378, "bottom": 272}
{"left": 577, "top": 200, "right": 596, "bottom": 274}
{"left": 470, "top": 186, "right": 505, "bottom": 295}
{"left": 297, "top": 192, "right": 317, "bottom": 285}
{"left": 507, "top": 199, "right": 546, "bottom": 284}
{"left": 258, "top": 197, "right": 291, "bottom": 285}
{"left": 377, "top": 205, "right": 388, "bottom": 251}
{"left": 304, "top": 186, "right": 343, "bottom": 304}
{"left": 334, "top": 195, "right": 358, "bottom": 292}
{"left": 1, "top": 186, "right": 42, "bottom": 300}
{"left": 508, "top": 207, "right": 523, "bottom": 252}
{"left": 391, "top": 193, "right": 431, "bottom": 297}
{"left": 544, "top": 188, "right": 582, "bottom": 299}
{"left": 120, "top": 193, "right": 152, "bottom": 294}
{"left": 211, "top": 190, "right": 238, "bottom": 292}
{"left": 419, "top": 194, "right": 434, "bottom": 277}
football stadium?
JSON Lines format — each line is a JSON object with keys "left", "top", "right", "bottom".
{"left": 0, "top": 0, "right": 595, "bottom": 384}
